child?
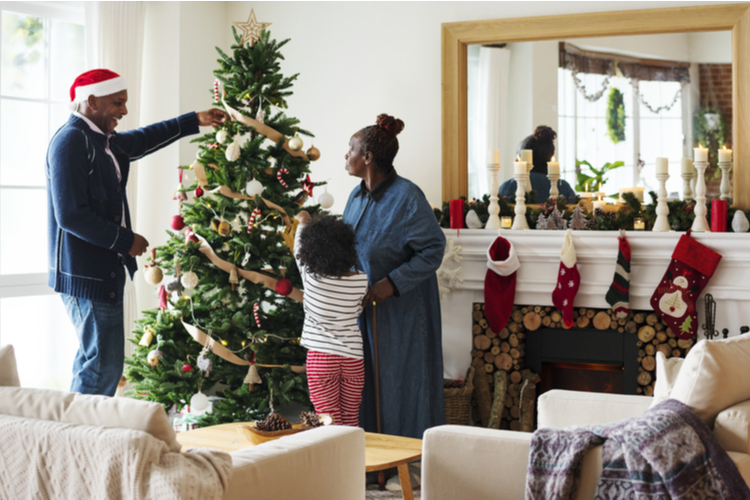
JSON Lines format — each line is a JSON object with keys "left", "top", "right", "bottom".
{"left": 294, "top": 210, "right": 369, "bottom": 426}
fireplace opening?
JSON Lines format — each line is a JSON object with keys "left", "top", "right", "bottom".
{"left": 540, "top": 361, "right": 624, "bottom": 394}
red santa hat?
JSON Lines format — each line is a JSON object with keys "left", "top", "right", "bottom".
{"left": 69, "top": 69, "right": 127, "bottom": 102}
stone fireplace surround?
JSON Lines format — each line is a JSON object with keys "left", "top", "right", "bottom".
{"left": 439, "top": 229, "right": 750, "bottom": 380}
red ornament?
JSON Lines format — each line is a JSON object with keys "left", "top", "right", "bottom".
{"left": 171, "top": 215, "right": 185, "bottom": 230}
{"left": 195, "top": 186, "right": 204, "bottom": 198}
{"left": 275, "top": 277, "right": 293, "bottom": 296}
{"left": 185, "top": 228, "right": 199, "bottom": 245}
{"left": 182, "top": 364, "right": 193, "bottom": 373}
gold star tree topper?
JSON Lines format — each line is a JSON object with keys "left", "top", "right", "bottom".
{"left": 233, "top": 10, "right": 271, "bottom": 47}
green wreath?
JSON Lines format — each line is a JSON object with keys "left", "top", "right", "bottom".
{"left": 606, "top": 87, "right": 626, "bottom": 144}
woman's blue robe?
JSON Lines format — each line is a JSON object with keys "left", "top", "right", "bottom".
{"left": 343, "top": 170, "right": 446, "bottom": 439}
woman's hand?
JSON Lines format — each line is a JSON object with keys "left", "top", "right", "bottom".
{"left": 362, "top": 278, "right": 394, "bottom": 306}
{"left": 295, "top": 210, "right": 311, "bottom": 224}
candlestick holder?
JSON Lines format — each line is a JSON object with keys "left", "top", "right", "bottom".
{"left": 691, "top": 161, "right": 710, "bottom": 232}
{"left": 681, "top": 171, "right": 694, "bottom": 202}
{"left": 512, "top": 172, "right": 529, "bottom": 230}
{"left": 653, "top": 172, "right": 671, "bottom": 232}
{"left": 485, "top": 162, "right": 501, "bottom": 229}
{"left": 548, "top": 172, "right": 560, "bottom": 200}
{"left": 719, "top": 160, "right": 732, "bottom": 200}
{"left": 524, "top": 163, "right": 532, "bottom": 193}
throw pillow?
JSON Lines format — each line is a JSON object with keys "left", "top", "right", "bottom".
{"left": 669, "top": 334, "right": 750, "bottom": 427}
{"left": 0, "top": 345, "right": 21, "bottom": 387}
{"left": 649, "top": 351, "right": 684, "bottom": 408}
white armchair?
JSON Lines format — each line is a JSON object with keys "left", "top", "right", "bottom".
{"left": 422, "top": 334, "right": 750, "bottom": 500}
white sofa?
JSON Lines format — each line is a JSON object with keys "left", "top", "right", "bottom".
{"left": 0, "top": 345, "right": 365, "bottom": 500}
{"left": 422, "top": 334, "right": 750, "bottom": 500}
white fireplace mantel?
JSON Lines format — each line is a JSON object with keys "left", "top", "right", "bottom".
{"left": 439, "top": 228, "right": 750, "bottom": 379}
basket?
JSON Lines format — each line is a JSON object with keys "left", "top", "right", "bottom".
{"left": 443, "top": 365, "right": 474, "bottom": 426}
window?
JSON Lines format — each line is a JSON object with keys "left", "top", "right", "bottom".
{"left": 0, "top": 2, "right": 85, "bottom": 389}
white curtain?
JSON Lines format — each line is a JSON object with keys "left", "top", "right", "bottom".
{"left": 469, "top": 46, "right": 511, "bottom": 198}
{"left": 84, "top": 1, "right": 146, "bottom": 360}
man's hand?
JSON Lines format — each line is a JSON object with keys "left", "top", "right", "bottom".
{"left": 295, "top": 210, "right": 311, "bottom": 224}
{"left": 196, "top": 108, "right": 229, "bottom": 127}
{"left": 129, "top": 233, "right": 149, "bottom": 257}
{"left": 362, "top": 278, "right": 395, "bottom": 307}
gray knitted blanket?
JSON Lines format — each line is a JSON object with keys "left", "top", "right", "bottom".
{"left": 526, "top": 398, "right": 750, "bottom": 499}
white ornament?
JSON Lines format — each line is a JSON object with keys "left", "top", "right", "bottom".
{"left": 190, "top": 392, "right": 209, "bottom": 411}
{"left": 465, "top": 209, "right": 483, "bottom": 229}
{"left": 216, "top": 130, "right": 229, "bottom": 144}
{"left": 732, "top": 210, "right": 750, "bottom": 233}
{"left": 181, "top": 271, "right": 199, "bottom": 289}
{"left": 318, "top": 191, "right": 334, "bottom": 209}
{"left": 225, "top": 140, "right": 241, "bottom": 162}
{"left": 144, "top": 266, "right": 163, "bottom": 285}
{"left": 147, "top": 349, "right": 162, "bottom": 368}
{"left": 288, "top": 134, "right": 303, "bottom": 151}
{"left": 245, "top": 179, "right": 264, "bottom": 197}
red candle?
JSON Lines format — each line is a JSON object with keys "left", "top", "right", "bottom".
{"left": 449, "top": 199, "right": 465, "bottom": 229}
{"left": 711, "top": 200, "right": 727, "bottom": 232}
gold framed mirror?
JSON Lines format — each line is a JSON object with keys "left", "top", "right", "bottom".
{"left": 441, "top": 3, "right": 750, "bottom": 209}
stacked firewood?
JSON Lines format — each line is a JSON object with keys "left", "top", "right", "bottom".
{"left": 470, "top": 303, "right": 690, "bottom": 430}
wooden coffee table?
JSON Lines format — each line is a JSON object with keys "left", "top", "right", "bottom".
{"left": 176, "top": 423, "right": 422, "bottom": 500}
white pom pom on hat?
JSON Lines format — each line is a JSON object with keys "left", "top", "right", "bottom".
{"left": 70, "top": 68, "right": 127, "bottom": 102}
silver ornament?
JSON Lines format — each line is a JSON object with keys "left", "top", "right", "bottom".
{"left": 197, "top": 353, "right": 213, "bottom": 375}
{"left": 465, "top": 209, "right": 483, "bottom": 229}
{"left": 165, "top": 277, "right": 184, "bottom": 294}
{"left": 732, "top": 210, "right": 749, "bottom": 233}
{"left": 288, "top": 134, "right": 303, "bottom": 151}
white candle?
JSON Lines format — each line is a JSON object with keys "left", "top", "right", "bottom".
{"left": 520, "top": 149, "right": 532, "bottom": 166}
{"left": 655, "top": 157, "right": 669, "bottom": 175}
{"left": 592, "top": 198, "right": 606, "bottom": 212}
{"left": 547, "top": 156, "right": 559, "bottom": 175}
{"left": 681, "top": 158, "right": 693, "bottom": 174}
{"left": 500, "top": 216, "right": 512, "bottom": 229}
{"left": 579, "top": 192, "right": 594, "bottom": 199}
{"left": 633, "top": 187, "right": 645, "bottom": 202}
{"left": 514, "top": 159, "right": 527, "bottom": 176}
{"left": 487, "top": 149, "right": 500, "bottom": 165}
{"left": 633, "top": 218, "right": 645, "bottom": 230}
{"left": 719, "top": 146, "right": 733, "bottom": 163}
{"left": 694, "top": 145, "right": 708, "bottom": 162}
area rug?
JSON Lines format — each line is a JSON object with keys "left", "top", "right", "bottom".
{"left": 365, "top": 484, "right": 421, "bottom": 499}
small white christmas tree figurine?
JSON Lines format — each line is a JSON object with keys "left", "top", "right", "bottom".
{"left": 569, "top": 205, "right": 589, "bottom": 230}
{"left": 536, "top": 212, "right": 548, "bottom": 230}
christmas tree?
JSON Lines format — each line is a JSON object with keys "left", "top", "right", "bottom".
{"left": 125, "top": 24, "right": 324, "bottom": 426}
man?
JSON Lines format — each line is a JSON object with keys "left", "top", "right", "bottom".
{"left": 46, "top": 69, "right": 227, "bottom": 396}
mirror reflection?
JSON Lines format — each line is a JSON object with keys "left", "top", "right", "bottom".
{"left": 467, "top": 31, "right": 732, "bottom": 203}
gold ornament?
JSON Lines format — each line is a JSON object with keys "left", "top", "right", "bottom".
{"left": 306, "top": 145, "right": 321, "bottom": 161}
{"left": 229, "top": 264, "right": 239, "bottom": 291}
{"left": 139, "top": 326, "right": 155, "bottom": 347}
{"left": 288, "top": 134, "right": 303, "bottom": 152}
{"left": 233, "top": 9, "right": 271, "bottom": 47}
{"left": 218, "top": 220, "right": 231, "bottom": 236}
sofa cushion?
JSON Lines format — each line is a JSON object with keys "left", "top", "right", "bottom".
{"left": 0, "top": 387, "right": 181, "bottom": 452}
{"left": 649, "top": 351, "right": 684, "bottom": 408}
{"left": 670, "top": 334, "right": 750, "bottom": 427}
{"left": 714, "top": 400, "right": 750, "bottom": 455}
{"left": 0, "top": 345, "right": 21, "bottom": 387}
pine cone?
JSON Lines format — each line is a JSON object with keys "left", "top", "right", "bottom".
{"left": 255, "top": 412, "right": 292, "bottom": 431}
{"left": 300, "top": 411, "right": 322, "bottom": 429}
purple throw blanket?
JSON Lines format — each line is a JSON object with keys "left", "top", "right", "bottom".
{"left": 526, "top": 399, "right": 750, "bottom": 499}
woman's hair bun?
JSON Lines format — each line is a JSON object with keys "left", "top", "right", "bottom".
{"left": 533, "top": 125, "right": 556, "bottom": 144}
{"left": 376, "top": 114, "right": 405, "bottom": 137}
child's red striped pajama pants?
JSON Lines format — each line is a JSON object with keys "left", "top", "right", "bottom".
{"left": 306, "top": 350, "right": 364, "bottom": 427}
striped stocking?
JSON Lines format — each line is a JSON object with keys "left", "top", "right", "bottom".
{"left": 606, "top": 233, "right": 631, "bottom": 319}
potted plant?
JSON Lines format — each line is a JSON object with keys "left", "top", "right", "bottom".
{"left": 574, "top": 159, "right": 625, "bottom": 194}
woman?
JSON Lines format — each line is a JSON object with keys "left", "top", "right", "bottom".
{"left": 342, "top": 114, "right": 446, "bottom": 439}
{"left": 499, "top": 125, "right": 576, "bottom": 203}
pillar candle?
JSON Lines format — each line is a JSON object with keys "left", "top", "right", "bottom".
{"left": 520, "top": 149, "right": 532, "bottom": 166}
{"left": 547, "top": 156, "right": 559, "bottom": 175}
{"left": 487, "top": 149, "right": 500, "bottom": 165}
{"left": 719, "top": 147, "right": 733, "bottom": 163}
{"left": 633, "top": 217, "right": 645, "bottom": 230}
{"left": 633, "top": 187, "right": 645, "bottom": 202}
{"left": 711, "top": 200, "right": 728, "bottom": 232}
{"left": 449, "top": 199, "right": 464, "bottom": 229}
{"left": 514, "top": 159, "right": 527, "bottom": 176}
{"left": 655, "top": 157, "right": 669, "bottom": 174}
{"left": 681, "top": 158, "right": 693, "bottom": 174}
{"left": 592, "top": 198, "right": 606, "bottom": 212}
{"left": 694, "top": 146, "right": 708, "bottom": 162}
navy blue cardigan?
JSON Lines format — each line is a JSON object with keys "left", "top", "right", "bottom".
{"left": 46, "top": 112, "right": 199, "bottom": 302}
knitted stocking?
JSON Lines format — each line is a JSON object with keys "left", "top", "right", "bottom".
{"left": 606, "top": 232, "right": 631, "bottom": 319}
{"left": 551, "top": 229, "right": 580, "bottom": 328}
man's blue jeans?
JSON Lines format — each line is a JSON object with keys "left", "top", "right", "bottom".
{"left": 61, "top": 266, "right": 126, "bottom": 396}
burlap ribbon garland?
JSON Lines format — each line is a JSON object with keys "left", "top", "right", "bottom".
{"left": 182, "top": 321, "right": 306, "bottom": 386}
{"left": 195, "top": 233, "right": 303, "bottom": 303}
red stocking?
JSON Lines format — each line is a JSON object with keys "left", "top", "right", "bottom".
{"left": 650, "top": 230, "right": 722, "bottom": 339}
{"left": 484, "top": 237, "right": 520, "bottom": 333}
{"left": 551, "top": 229, "right": 580, "bottom": 328}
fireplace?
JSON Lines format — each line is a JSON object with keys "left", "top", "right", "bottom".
{"left": 525, "top": 327, "right": 639, "bottom": 395}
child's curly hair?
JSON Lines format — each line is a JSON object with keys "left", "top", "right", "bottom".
{"left": 297, "top": 215, "right": 358, "bottom": 279}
